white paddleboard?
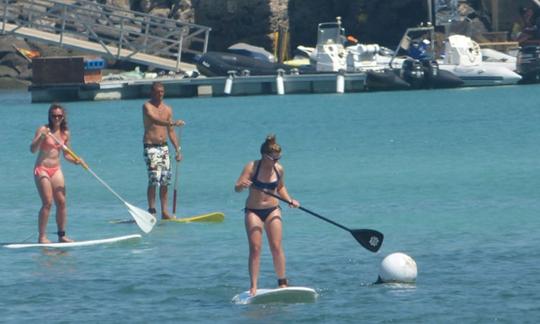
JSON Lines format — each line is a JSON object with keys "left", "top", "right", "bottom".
{"left": 232, "top": 287, "right": 318, "bottom": 305}
{"left": 3, "top": 234, "right": 142, "bottom": 249}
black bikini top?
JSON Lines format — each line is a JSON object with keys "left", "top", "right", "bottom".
{"left": 251, "top": 160, "right": 280, "bottom": 191}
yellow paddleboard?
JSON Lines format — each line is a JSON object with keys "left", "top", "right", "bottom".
{"left": 162, "top": 212, "right": 225, "bottom": 223}
{"left": 110, "top": 212, "right": 224, "bottom": 224}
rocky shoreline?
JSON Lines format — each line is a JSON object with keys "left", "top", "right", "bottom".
{"left": 0, "top": 0, "right": 519, "bottom": 89}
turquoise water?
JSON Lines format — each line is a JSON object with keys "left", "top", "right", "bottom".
{"left": 1, "top": 86, "right": 540, "bottom": 322}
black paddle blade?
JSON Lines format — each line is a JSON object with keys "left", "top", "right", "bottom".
{"left": 350, "top": 229, "right": 384, "bottom": 253}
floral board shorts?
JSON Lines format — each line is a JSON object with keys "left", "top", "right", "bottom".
{"left": 143, "top": 143, "right": 171, "bottom": 186}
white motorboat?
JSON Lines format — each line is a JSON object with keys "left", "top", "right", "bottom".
{"left": 481, "top": 48, "right": 518, "bottom": 72}
{"left": 438, "top": 34, "right": 521, "bottom": 86}
{"left": 296, "top": 18, "right": 466, "bottom": 90}
{"left": 382, "top": 26, "right": 521, "bottom": 87}
{"left": 307, "top": 17, "right": 387, "bottom": 73}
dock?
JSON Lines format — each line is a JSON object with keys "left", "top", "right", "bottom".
{"left": 29, "top": 72, "right": 369, "bottom": 102}
{"left": 0, "top": 0, "right": 210, "bottom": 72}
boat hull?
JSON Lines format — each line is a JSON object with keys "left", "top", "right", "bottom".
{"left": 195, "top": 52, "right": 291, "bottom": 77}
{"left": 517, "top": 45, "right": 540, "bottom": 84}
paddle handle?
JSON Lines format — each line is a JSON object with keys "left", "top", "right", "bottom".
{"left": 260, "top": 189, "right": 351, "bottom": 232}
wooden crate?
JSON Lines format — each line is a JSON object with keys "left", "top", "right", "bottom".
{"left": 83, "top": 69, "right": 102, "bottom": 84}
{"left": 32, "top": 56, "right": 85, "bottom": 85}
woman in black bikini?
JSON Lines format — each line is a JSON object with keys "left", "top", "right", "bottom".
{"left": 235, "top": 134, "right": 300, "bottom": 296}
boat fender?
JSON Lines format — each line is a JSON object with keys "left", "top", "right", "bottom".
{"left": 276, "top": 69, "right": 285, "bottom": 95}
{"left": 224, "top": 71, "right": 235, "bottom": 95}
{"left": 336, "top": 69, "right": 345, "bottom": 93}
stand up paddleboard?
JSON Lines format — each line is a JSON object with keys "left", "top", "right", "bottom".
{"left": 3, "top": 234, "right": 141, "bottom": 249}
{"left": 110, "top": 212, "right": 225, "bottom": 224}
{"left": 163, "top": 212, "right": 224, "bottom": 223}
{"left": 232, "top": 287, "right": 318, "bottom": 305}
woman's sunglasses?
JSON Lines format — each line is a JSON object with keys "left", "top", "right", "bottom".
{"left": 265, "top": 154, "right": 281, "bottom": 161}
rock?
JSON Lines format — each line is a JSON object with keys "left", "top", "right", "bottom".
{"left": 0, "top": 36, "right": 31, "bottom": 55}
{"left": 0, "top": 52, "right": 30, "bottom": 74}
{"left": 0, "top": 77, "right": 30, "bottom": 89}
{"left": 0, "top": 65, "right": 19, "bottom": 78}
{"left": 106, "top": 0, "right": 131, "bottom": 11}
{"left": 26, "top": 42, "right": 72, "bottom": 57}
{"left": 149, "top": 8, "right": 171, "bottom": 18}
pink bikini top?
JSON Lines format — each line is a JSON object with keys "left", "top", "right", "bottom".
{"left": 40, "top": 135, "right": 64, "bottom": 151}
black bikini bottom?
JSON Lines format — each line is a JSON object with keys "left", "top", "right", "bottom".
{"left": 245, "top": 206, "right": 281, "bottom": 222}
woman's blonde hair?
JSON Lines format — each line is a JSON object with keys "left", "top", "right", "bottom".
{"left": 260, "top": 134, "right": 281, "bottom": 155}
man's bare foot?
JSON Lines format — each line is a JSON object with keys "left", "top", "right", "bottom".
{"left": 162, "top": 211, "right": 176, "bottom": 220}
{"left": 38, "top": 236, "right": 51, "bottom": 244}
{"left": 249, "top": 287, "right": 257, "bottom": 296}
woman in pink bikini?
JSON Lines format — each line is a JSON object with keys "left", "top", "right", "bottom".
{"left": 30, "top": 103, "right": 84, "bottom": 243}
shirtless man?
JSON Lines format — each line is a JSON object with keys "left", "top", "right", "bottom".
{"left": 143, "top": 82, "right": 185, "bottom": 219}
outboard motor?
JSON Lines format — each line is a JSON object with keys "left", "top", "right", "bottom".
{"left": 401, "top": 59, "right": 425, "bottom": 88}
{"left": 422, "top": 59, "right": 439, "bottom": 84}
{"left": 408, "top": 39, "right": 432, "bottom": 60}
{"left": 517, "top": 45, "right": 540, "bottom": 83}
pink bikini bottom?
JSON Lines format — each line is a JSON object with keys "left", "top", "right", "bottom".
{"left": 34, "top": 165, "right": 60, "bottom": 178}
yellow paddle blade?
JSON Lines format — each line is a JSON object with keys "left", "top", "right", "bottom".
{"left": 125, "top": 202, "right": 157, "bottom": 233}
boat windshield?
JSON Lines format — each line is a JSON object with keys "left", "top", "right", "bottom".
{"left": 317, "top": 23, "right": 345, "bottom": 46}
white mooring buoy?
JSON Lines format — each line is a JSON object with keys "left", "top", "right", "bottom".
{"left": 377, "top": 252, "right": 417, "bottom": 284}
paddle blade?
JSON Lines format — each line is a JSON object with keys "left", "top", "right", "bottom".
{"left": 350, "top": 229, "right": 384, "bottom": 253}
{"left": 125, "top": 202, "right": 157, "bottom": 233}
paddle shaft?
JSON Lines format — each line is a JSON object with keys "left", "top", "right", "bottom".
{"left": 48, "top": 133, "right": 129, "bottom": 206}
{"left": 172, "top": 127, "right": 182, "bottom": 214}
{"left": 47, "top": 132, "right": 156, "bottom": 234}
{"left": 261, "top": 189, "right": 351, "bottom": 232}
{"left": 172, "top": 162, "right": 179, "bottom": 214}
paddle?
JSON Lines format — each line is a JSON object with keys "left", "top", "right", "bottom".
{"left": 48, "top": 133, "right": 157, "bottom": 233}
{"left": 259, "top": 189, "right": 384, "bottom": 253}
{"left": 172, "top": 126, "right": 182, "bottom": 215}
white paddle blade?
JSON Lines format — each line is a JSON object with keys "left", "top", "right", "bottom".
{"left": 125, "top": 202, "right": 157, "bottom": 233}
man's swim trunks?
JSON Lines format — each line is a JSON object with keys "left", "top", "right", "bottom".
{"left": 143, "top": 143, "right": 171, "bottom": 186}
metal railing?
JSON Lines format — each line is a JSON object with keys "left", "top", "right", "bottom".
{"left": 0, "top": 0, "right": 211, "bottom": 71}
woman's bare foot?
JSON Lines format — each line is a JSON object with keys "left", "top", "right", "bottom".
{"left": 57, "top": 231, "right": 73, "bottom": 243}
{"left": 249, "top": 287, "right": 257, "bottom": 296}
{"left": 38, "top": 236, "right": 51, "bottom": 244}
{"left": 59, "top": 236, "right": 74, "bottom": 243}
